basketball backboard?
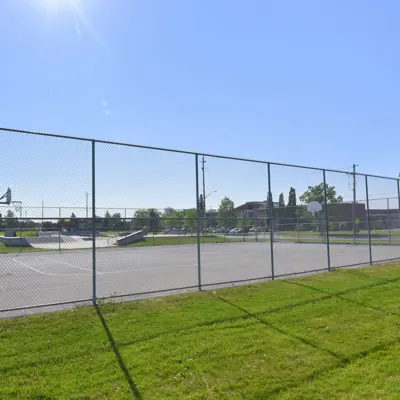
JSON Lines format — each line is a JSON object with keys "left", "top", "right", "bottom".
{"left": 307, "top": 201, "right": 322, "bottom": 216}
{"left": 0, "top": 188, "right": 11, "bottom": 205}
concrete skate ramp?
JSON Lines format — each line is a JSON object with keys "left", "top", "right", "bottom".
{"left": 0, "top": 236, "right": 33, "bottom": 247}
{"left": 0, "top": 235, "right": 114, "bottom": 249}
{"left": 0, "top": 235, "right": 86, "bottom": 248}
{"left": 116, "top": 231, "right": 144, "bottom": 245}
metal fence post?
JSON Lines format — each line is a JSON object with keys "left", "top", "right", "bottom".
{"left": 397, "top": 180, "right": 400, "bottom": 232}
{"left": 267, "top": 163, "right": 275, "bottom": 279}
{"left": 195, "top": 154, "right": 202, "bottom": 290}
{"left": 19, "top": 219, "right": 22, "bottom": 254}
{"left": 58, "top": 207, "right": 61, "bottom": 253}
{"left": 322, "top": 170, "right": 331, "bottom": 271}
{"left": 387, "top": 197, "right": 392, "bottom": 244}
{"left": 92, "top": 140, "right": 97, "bottom": 305}
{"left": 365, "top": 175, "right": 373, "bottom": 265}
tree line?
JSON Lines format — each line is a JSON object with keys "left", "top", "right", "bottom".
{"left": 0, "top": 183, "right": 343, "bottom": 232}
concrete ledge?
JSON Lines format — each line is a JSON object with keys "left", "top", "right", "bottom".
{"left": 0, "top": 237, "right": 32, "bottom": 247}
{"left": 116, "top": 231, "right": 144, "bottom": 246}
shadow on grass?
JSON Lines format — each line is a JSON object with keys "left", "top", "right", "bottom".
{"left": 216, "top": 290, "right": 400, "bottom": 399}
{"left": 4, "top": 270, "right": 400, "bottom": 377}
{"left": 339, "top": 266, "right": 400, "bottom": 286}
{"left": 4, "top": 267, "right": 400, "bottom": 380}
{"left": 284, "top": 279, "right": 400, "bottom": 319}
{"left": 95, "top": 305, "right": 142, "bottom": 400}
{"left": 215, "top": 294, "right": 342, "bottom": 360}
{"left": 259, "top": 335, "right": 400, "bottom": 399}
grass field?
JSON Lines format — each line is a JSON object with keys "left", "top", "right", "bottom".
{"left": 0, "top": 230, "right": 38, "bottom": 237}
{"left": 0, "top": 234, "right": 399, "bottom": 253}
{"left": 2, "top": 263, "right": 400, "bottom": 399}
{"left": 278, "top": 229, "right": 400, "bottom": 237}
{"left": 276, "top": 237, "right": 399, "bottom": 246}
{"left": 0, "top": 243, "right": 42, "bottom": 253}
{"left": 129, "top": 235, "right": 244, "bottom": 247}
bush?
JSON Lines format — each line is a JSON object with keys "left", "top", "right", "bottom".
{"left": 329, "top": 222, "right": 339, "bottom": 231}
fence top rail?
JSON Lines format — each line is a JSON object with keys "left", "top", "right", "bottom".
{"left": 1, "top": 126, "right": 399, "bottom": 181}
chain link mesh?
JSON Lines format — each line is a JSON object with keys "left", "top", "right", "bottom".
{"left": 1, "top": 128, "right": 399, "bottom": 316}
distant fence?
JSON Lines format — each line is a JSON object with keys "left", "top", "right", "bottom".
{"left": 1, "top": 126, "right": 400, "bottom": 315}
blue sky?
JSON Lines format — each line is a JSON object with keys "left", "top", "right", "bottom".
{"left": 1, "top": 0, "right": 399, "bottom": 217}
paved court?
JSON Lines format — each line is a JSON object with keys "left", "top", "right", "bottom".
{"left": 1, "top": 242, "right": 400, "bottom": 317}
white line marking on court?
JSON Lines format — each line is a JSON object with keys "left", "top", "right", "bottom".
{"left": 12, "top": 258, "right": 91, "bottom": 277}
{"left": 5, "top": 283, "right": 89, "bottom": 294}
{"left": 100, "top": 263, "right": 198, "bottom": 275}
{"left": 39, "top": 256, "right": 102, "bottom": 274}
{"left": 100, "top": 259, "right": 236, "bottom": 275}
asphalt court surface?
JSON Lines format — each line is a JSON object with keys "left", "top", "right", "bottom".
{"left": 1, "top": 242, "right": 400, "bottom": 317}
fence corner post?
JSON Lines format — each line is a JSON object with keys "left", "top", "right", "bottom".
{"left": 322, "top": 170, "right": 331, "bottom": 271}
{"left": 195, "top": 153, "right": 202, "bottom": 290}
{"left": 267, "top": 163, "right": 275, "bottom": 279}
{"left": 92, "top": 140, "right": 97, "bottom": 305}
{"left": 365, "top": 175, "right": 373, "bottom": 265}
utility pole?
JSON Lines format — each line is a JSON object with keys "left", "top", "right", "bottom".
{"left": 352, "top": 164, "right": 358, "bottom": 244}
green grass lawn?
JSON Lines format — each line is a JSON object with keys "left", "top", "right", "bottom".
{"left": 278, "top": 229, "right": 400, "bottom": 237}
{"left": 128, "top": 235, "right": 246, "bottom": 247}
{"left": 0, "top": 234, "right": 398, "bottom": 254}
{"left": 2, "top": 263, "right": 400, "bottom": 399}
{"left": 0, "top": 243, "right": 43, "bottom": 253}
{"left": 0, "top": 230, "right": 38, "bottom": 237}
{"left": 276, "top": 237, "right": 399, "bottom": 246}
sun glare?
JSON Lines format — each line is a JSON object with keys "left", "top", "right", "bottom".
{"left": 35, "top": 0, "right": 80, "bottom": 15}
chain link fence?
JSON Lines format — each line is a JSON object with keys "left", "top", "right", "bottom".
{"left": 1, "top": 127, "right": 400, "bottom": 316}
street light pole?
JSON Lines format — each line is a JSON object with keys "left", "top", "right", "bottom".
{"left": 205, "top": 190, "right": 217, "bottom": 200}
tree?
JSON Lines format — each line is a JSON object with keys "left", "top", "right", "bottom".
{"left": 162, "top": 208, "right": 184, "bottom": 229}
{"left": 111, "top": 212, "right": 123, "bottom": 228}
{"left": 183, "top": 208, "right": 197, "bottom": 229}
{"left": 217, "top": 197, "right": 236, "bottom": 227}
{"left": 24, "top": 219, "right": 37, "bottom": 229}
{"left": 288, "top": 187, "right": 297, "bottom": 207}
{"left": 42, "top": 221, "right": 55, "bottom": 230}
{"left": 148, "top": 209, "right": 160, "bottom": 232}
{"left": 6, "top": 209, "right": 16, "bottom": 229}
{"left": 164, "top": 207, "right": 175, "bottom": 215}
{"left": 103, "top": 210, "right": 111, "bottom": 228}
{"left": 237, "top": 212, "right": 251, "bottom": 229}
{"left": 70, "top": 213, "right": 78, "bottom": 229}
{"left": 299, "top": 183, "right": 343, "bottom": 204}
{"left": 278, "top": 193, "right": 285, "bottom": 207}
{"left": 132, "top": 209, "right": 150, "bottom": 230}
